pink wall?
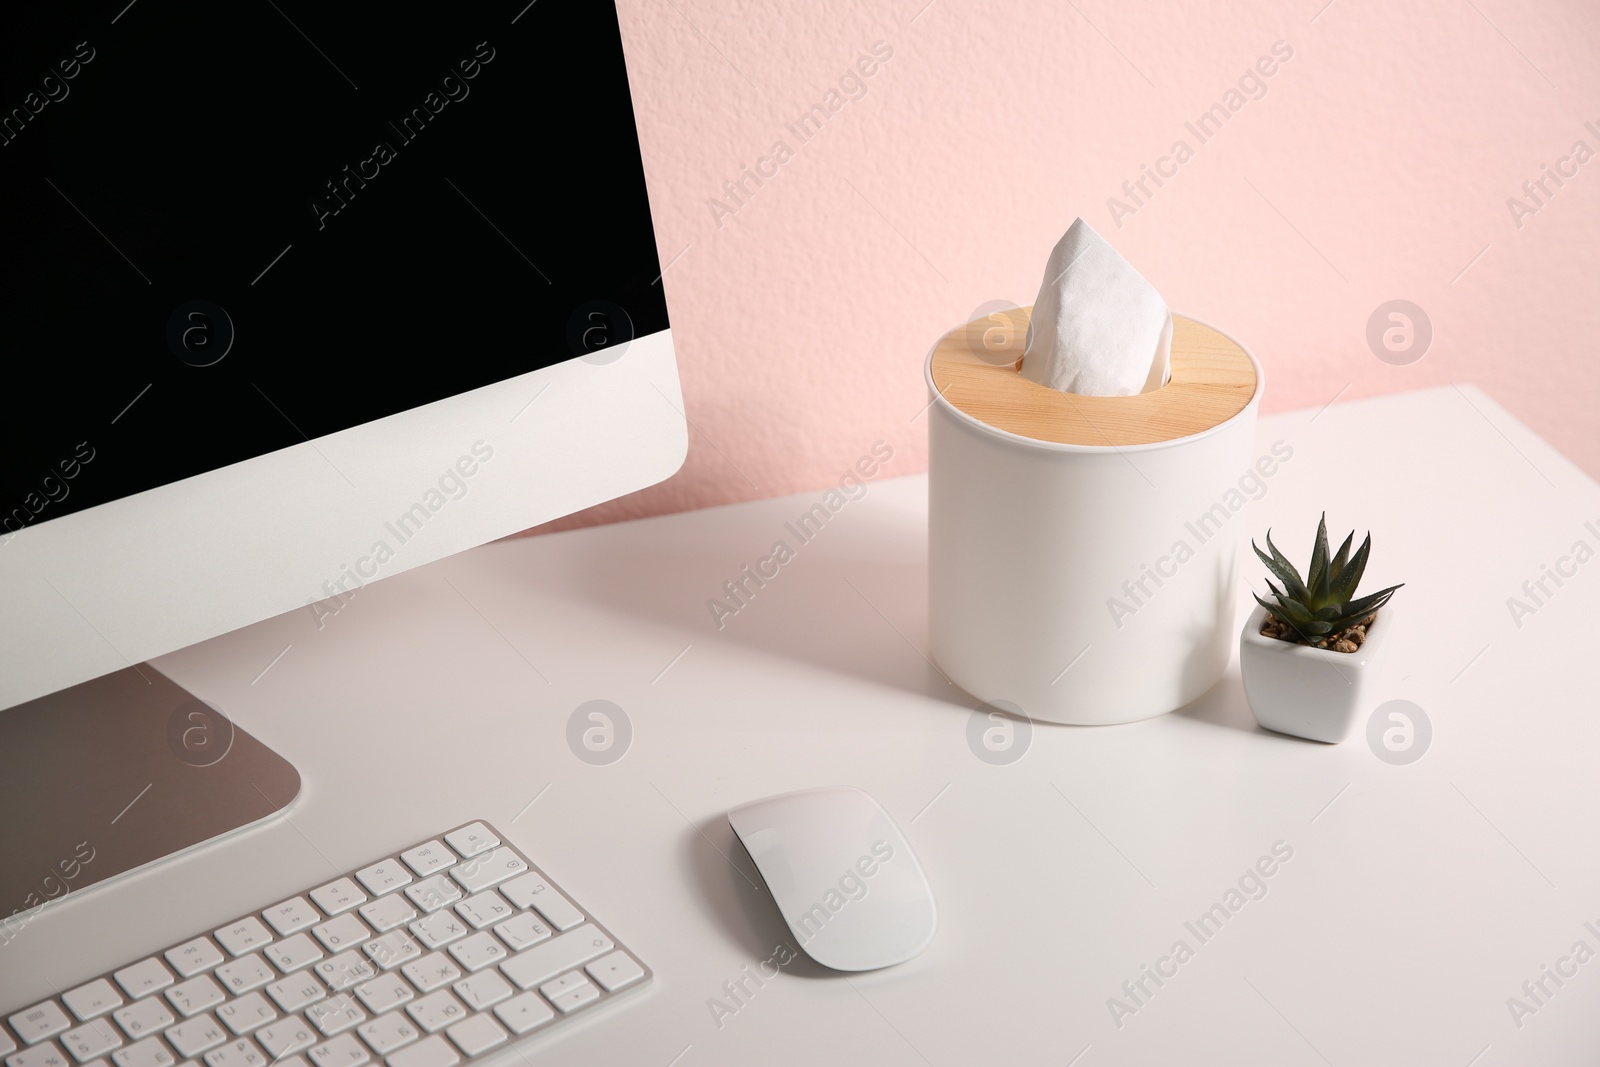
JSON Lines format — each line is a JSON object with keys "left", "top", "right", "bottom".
{"left": 539, "top": 0, "right": 1600, "bottom": 533}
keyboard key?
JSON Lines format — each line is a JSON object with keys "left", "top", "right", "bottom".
{"left": 402, "top": 879, "right": 459, "bottom": 915}
{"left": 265, "top": 933, "right": 323, "bottom": 975}
{"left": 451, "top": 893, "right": 510, "bottom": 932}
{"left": 351, "top": 975, "right": 411, "bottom": 1018}
{"left": 64, "top": 982, "right": 123, "bottom": 1023}
{"left": 544, "top": 979, "right": 599, "bottom": 1015}
{"left": 161, "top": 1017, "right": 225, "bottom": 1059}
{"left": 499, "top": 926, "right": 613, "bottom": 991}
{"left": 402, "top": 994, "right": 463, "bottom": 1036}
{"left": 201, "top": 1039, "right": 262, "bottom": 1067}
{"left": 303, "top": 998, "right": 363, "bottom": 1040}
{"left": 253, "top": 1018, "right": 315, "bottom": 1060}
{"left": 109, "top": 1037, "right": 174, "bottom": 1067}
{"left": 112, "top": 1001, "right": 173, "bottom": 1040}
{"left": 213, "top": 920, "right": 272, "bottom": 959}
{"left": 311, "top": 954, "right": 374, "bottom": 993}
{"left": 5, "top": 1042, "right": 69, "bottom": 1067}
{"left": 397, "top": 845, "right": 452, "bottom": 880}
{"left": 586, "top": 950, "right": 645, "bottom": 993}
{"left": 11, "top": 1003, "right": 71, "bottom": 1044}
{"left": 361, "top": 933, "right": 420, "bottom": 971}
{"left": 446, "top": 851, "right": 525, "bottom": 896}
{"left": 398, "top": 957, "right": 458, "bottom": 996}
{"left": 406, "top": 916, "right": 465, "bottom": 953}
{"left": 214, "top": 996, "right": 273, "bottom": 1038}
{"left": 449, "top": 973, "right": 510, "bottom": 1013}
{"left": 354, "top": 1015, "right": 416, "bottom": 1058}
{"left": 311, "top": 915, "right": 370, "bottom": 954}
{"left": 441, "top": 825, "right": 497, "bottom": 861}
{"left": 165, "top": 941, "right": 224, "bottom": 981}
{"left": 0, "top": 1027, "right": 15, "bottom": 1058}
{"left": 384, "top": 1035, "right": 455, "bottom": 1067}
{"left": 498, "top": 875, "right": 583, "bottom": 931}
{"left": 112, "top": 961, "right": 173, "bottom": 1001}
{"left": 118, "top": 1034, "right": 167, "bottom": 1067}
{"left": 353, "top": 863, "right": 411, "bottom": 899}
{"left": 441, "top": 1016, "right": 502, "bottom": 1060}
{"left": 276, "top": 1057, "right": 310, "bottom": 1067}
{"left": 356, "top": 897, "right": 415, "bottom": 936}
{"left": 308, "top": 881, "right": 365, "bottom": 919}
{"left": 490, "top": 995, "right": 551, "bottom": 1037}
{"left": 164, "top": 980, "right": 224, "bottom": 1020}
{"left": 536, "top": 973, "right": 587, "bottom": 1000}
{"left": 263, "top": 977, "right": 325, "bottom": 1016}
{"left": 263, "top": 899, "right": 321, "bottom": 939}
{"left": 305, "top": 1035, "right": 367, "bottom": 1067}
{"left": 60, "top": 1020, "right": 121, "bottom": 1062}
{"left": 214, "top": 957, "right": 274, "bottom": 996}
{"left": 444, "top": 934, "right": 504, "bottom": 974}
{"left": 489, "top": 913, "right": 549, "bottom": 953}
{"left": 528, "top": 894, "right": 584, "bottom": 933}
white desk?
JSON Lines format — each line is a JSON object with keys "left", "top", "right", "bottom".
{"left": 8, "top": 385, "right": 1600, "bottom": 1065}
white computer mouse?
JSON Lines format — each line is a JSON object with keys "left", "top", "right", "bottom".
{"left": 728, "top": 786, "right": 937, "bottom": 971}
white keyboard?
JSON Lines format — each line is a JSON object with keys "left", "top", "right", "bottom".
{"left": 1, "top": 822, "right": 649, "bottom": 1067}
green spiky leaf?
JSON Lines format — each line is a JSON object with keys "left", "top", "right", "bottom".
{"left": 1306, "top": 513, "right": 1330, "bottom": 602}
{"left": 1338, "top": 584, "right": 1402, "bottom": 620}
{"left": 1254, "top": 532, "right": 1307, "bottom": 602}
{"left": 1329, "top": 532, "right": 1354, "bottom": 585}
{"left": 1263, "top": 530, "right": 1308, "bottom": 601}
{"left": 1328, "top": 534, "right": 1371, "bottom": 604}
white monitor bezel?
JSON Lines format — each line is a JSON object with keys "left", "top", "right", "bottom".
{"left": 0, "top": 330, "right": 686, "bottom": 709}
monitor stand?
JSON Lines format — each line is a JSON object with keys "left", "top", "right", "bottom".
{"left": 0, "top": 666, "right": 300, "bottom": 941}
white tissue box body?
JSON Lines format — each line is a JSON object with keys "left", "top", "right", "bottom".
{"left": 926, "top": 317, "right": 1262, "bottom": 725}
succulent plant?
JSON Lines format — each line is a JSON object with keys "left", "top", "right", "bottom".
{"left": 1253, "top": 514, "right": 1402, "bottom": 643}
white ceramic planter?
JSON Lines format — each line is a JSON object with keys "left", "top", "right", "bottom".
{"left": 1239, "top": 603, "right": 1394, "bottom": 743}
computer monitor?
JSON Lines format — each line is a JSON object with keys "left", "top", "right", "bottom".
{"left": 0, "top": 1, "right": 684, "bottom": 917}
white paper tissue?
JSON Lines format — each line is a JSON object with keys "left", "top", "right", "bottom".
{"left": 1020, "top": 218, "right": 1171, "bottom": 397}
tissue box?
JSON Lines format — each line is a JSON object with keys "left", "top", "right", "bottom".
{"left": 926, "top": 306, "right": 1261, "bottom": 724}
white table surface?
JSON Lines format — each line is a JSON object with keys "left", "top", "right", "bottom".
{"left": 7, "top": 384, "right": 1600, "bottom": 1066}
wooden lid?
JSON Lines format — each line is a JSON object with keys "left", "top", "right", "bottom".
{"left": 928, "top": 307, "right": 1257, "bottom": 446}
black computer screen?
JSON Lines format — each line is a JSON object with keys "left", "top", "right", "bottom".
{"left": 0, "top": 1, "right": 669, "bottom": 528}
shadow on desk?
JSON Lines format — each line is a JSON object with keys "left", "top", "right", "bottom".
{"left": 1174, "top": 671, "right": 1280, "bottom": 738}
{"left": 496, "top": 504, "right": 976, "bottom": 714}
